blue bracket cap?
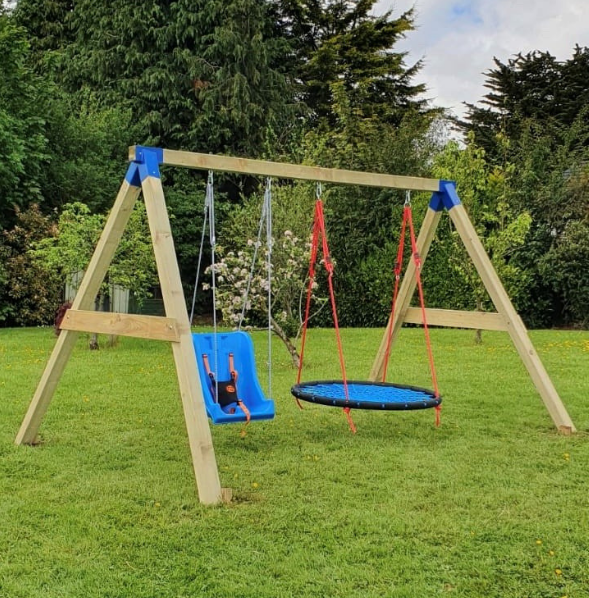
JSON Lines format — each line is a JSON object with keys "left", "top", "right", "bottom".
{"left": 132, "top": 146, "right": 164, "bottom": 181}
{"left": 125, "top": 163, "right": 141, "bottom": 187}
{"left": 429, "top": 180, "right": 462, "bottom": 212}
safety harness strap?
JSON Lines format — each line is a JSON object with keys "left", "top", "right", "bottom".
{"left": 201, "top": 353, "right": 251, "bottom": 426}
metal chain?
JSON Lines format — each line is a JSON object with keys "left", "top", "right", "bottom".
{"left": 189, "top": 171, "right": 213, "bottom": 325}
{"left": 238, "top": 180, "right": 269, "bottom": 330}
{"left": 266, "top": 178, "right": 273, "bottom": 399}
{"left": 207, "top": 171, "right": 219, "bottom": 401}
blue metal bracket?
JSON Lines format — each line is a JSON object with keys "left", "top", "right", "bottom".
{"left": 132, "top": 146, "right": 164, "bottom": 181}
{"left": 124, "top": 163, "right": 142, "bottom": 187}
{"left": 429, "top": 180, "right": 462, "bottom": 212}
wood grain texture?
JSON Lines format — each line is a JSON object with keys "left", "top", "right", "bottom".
{"left": 449, "top": 204, "right": 575, "bottom": 433}
{"left": 16, "top": 179, "right": 141, "bottom": 445}
{"left": 128, "top": 146, "right": 441, "bottom": 192}
{"left": 61, "top": 310, "right": 180, "bottom": 342}
{"left": 403, "top": 307, "right": 507, "bottom": 331}
{"left": 141, "top": 173, "right": 223, "bottom": 504}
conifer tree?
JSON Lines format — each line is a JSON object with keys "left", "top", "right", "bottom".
{"left": 461, "top": 47, "right": 589, "bottom": 158}
{"left": 58, "top": 0, "right": 293, "bottom": 156}
{"left": 12, "top": 0, "right": 74, "bottom": 73}
{"left": 271, "top": 0, "right": 431, "bottom": 126}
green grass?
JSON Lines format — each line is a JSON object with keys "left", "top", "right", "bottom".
{"left": 1, "top": 326, "right": 589, "bottom": 597}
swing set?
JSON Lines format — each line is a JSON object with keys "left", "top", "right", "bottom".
{"left": 15, "top": 145, "right": 576, "bottom": 505}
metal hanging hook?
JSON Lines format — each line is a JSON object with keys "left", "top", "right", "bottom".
{"left": 205, "top": 171, "right": 214, "bottom": 207}
{"left": 405, "top": 190, "right": 411, "bottom": 206}
{"left": 316, "top": 182, "right": 322, "bottom": 199}
{"left": 207, "top": 171, "right": 216, "bottom": 246}
{"left": 265, "top": 177, "right": 272, "bottom": 201}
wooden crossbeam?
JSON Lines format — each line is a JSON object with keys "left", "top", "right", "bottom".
{"left": 403, "top": 307, "right": 508, "bottom": 331}
{"left": 60, "top": 310, "right": 180, "bottom": 342}
{"left": 129, "top": 146, "right": 442, "bottom": 192}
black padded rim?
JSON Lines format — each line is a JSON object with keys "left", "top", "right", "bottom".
{"left": 291, "top": 380, "right": 442, "bottom": 411}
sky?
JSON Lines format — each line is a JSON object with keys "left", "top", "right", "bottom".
{"left": 375, "top": 0, "right": 589, "bottom": 119}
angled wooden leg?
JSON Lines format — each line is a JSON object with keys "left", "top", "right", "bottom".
{"left": 16, "top": 174, "right": 142, "bottom": 445}
{"left": 140, "top": 173, "right": 223, "bottom": 505}
{"left": 449, "top": 203, "right": 575, "bottom": 433}
{"left": 370, "top": 207, "right": 442, "bottom": 381}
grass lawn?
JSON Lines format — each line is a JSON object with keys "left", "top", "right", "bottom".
{"left": 1, "top": 325, "right": 588, "bottom": 597}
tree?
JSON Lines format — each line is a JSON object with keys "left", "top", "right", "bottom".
{"left": 34, "top": 202, "right": 158, "bottom": 346}
{"left": 183, "top": 0, "right": 296, "bottom": 155}
{"left": 1, "top": 8, "right": 135, "bottom": 228}
{"left": 459, "top": 48, "right": 589, "bottom": 328}
{"left": 0, "top": 14, "right": 49, "bottom": 229}
{"left": 41, "top": 99, "right": 138, "bottom": 215}
{"left": 539, "top": 218, "right": 589, "bottom": 328}
{"left": 12, "top": 0, "right": 74, "bottom": 74}
{"left": 272, "top": 0, "right": 432, "bottom": 126}
{"left": 461, "top": 47, "right": 589, "bottom": 159}
{"left": 505, "top": 120, "right": 589, "bottom": 327}
{"left": 60, "top": 0, "right": 293, "bottom": 156}
{"left": 432, "top": 136, "right": 531, "bottom": 340}
{"left": 0, "top": 205, "right": 62, "bottom": 327}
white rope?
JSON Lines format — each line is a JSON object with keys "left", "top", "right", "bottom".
{"left": 265, "top": 178, "right": 273, "bottom": 400}
{"left": 206, "top": 171, "right": 219, "bottom": 402}
{"left": 238, "top": 190, "right": 268, "bottom": 330}
{"left": 237, "top": 178, "right": 273, "bottom": 398}
{"left": 189, "top": 178, "right": 211, "bottom": 326}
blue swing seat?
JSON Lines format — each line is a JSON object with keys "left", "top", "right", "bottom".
{"left": 291, "top": 380, "right": 441, "bottom": 411}
{"left": 192, "top": 331, "right": 275, "bottom": 424}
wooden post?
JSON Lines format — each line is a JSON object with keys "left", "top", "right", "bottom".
{"left": 16, "top": 175, "right": 142, "bottom": 445}
{"left": 140, "top": 171, "right": 223, "bottom": 505}
{"left": 369, "top": 207, "right": 442, "bottom": 381}
{"left": 448, "top": 203, "right": 576, "bottom": 433}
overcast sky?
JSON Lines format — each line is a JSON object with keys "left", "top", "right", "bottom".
{"left": 375, "top": 0, "right": 589, "bottom": 119}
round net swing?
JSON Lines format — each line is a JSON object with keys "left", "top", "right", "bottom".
{"left": 291, "top": 380, "right": 441, "bottom": 411}
{"left": 291, "top": 187, "right": 442, "bottom": 432}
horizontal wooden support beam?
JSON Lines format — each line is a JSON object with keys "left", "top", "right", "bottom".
{"left": 60, "top": 310, "right": 180, "bottom": 342}
{"left": 129, "top": 146, "right": 441, "bottom": 192}
{"left": 403, "top": 307, "right": 508, "bottom": 331}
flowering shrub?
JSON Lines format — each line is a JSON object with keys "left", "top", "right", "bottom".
{"left": 205, "top": 230, "right": 320, "bottom": 366}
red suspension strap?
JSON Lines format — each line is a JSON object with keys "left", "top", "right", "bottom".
{"left": 296, "top": 203, "right": 321, "bottom": 407}
{"left": 382, "top": 206, "right": 408, "bottom": 382}
{"left": 297, "top": 185, "right": 355, "bottom": 432}
{"left": 382, "top": 192, "right": 441, "bottom": 426}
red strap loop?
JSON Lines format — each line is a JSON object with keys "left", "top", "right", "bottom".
{"left": 297, "top": 198, "right": 354, "bottom": 431}
{"left": 407, "top": 206, "right": 439, "bottom": 399}
{"left": 382, "top": 206, "right": 409, "bottom": 381}
{"left": 382, "top": 204, "right": 441, "bottom": 425}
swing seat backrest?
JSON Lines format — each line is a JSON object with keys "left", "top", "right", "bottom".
{"left": 192, "top": 331, "right": 275, "bottom": 424}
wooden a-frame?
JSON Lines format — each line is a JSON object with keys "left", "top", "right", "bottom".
{"left": 16, "top": 148, "right": 575, "bottom": 508}
{"left": 368, "top": 182, "right": 576, "bottom": 434}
